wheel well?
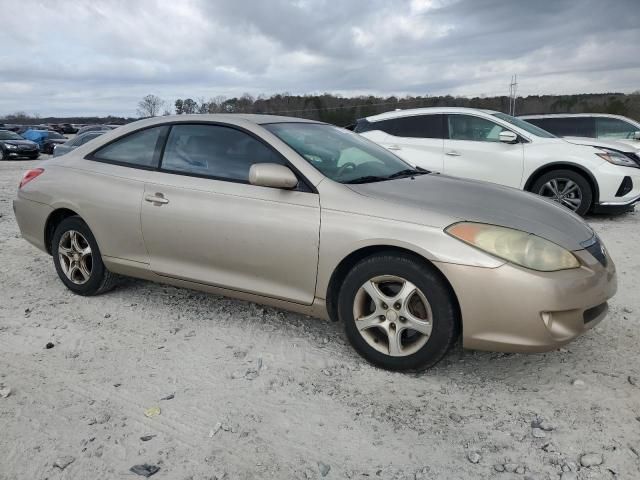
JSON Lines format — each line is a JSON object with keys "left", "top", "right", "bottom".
{"left": 325, "top": 245, "right": 461, "bottom": 329}
{"left": 44, "top": 208, "right": 78, "bottom": 254}
{"left": 524, "top": 163, "right": 599, "bottom": 204}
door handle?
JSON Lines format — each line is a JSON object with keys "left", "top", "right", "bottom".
{"left": 145, "top": 193, "right": 169, "bottom": 205}
{"left": 446, "top": 150, "right": 461, "bottom": 156}
{"left": 386, "top": 144, "right": 402, "bottom": 151}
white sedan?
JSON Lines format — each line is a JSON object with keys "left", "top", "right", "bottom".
{"left": 355, "top": 107, "right": 640, "bottom": 215}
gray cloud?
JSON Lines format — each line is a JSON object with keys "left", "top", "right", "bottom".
{"left": 0, "top": 0, "right": 638, "bottom": 116}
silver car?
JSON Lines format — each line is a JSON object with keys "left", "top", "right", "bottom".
{"left": 52, "top": 131, "right": 106, "bottom": 157}
{"left": 13, "top": 115, "right": 617, "bottom": 370}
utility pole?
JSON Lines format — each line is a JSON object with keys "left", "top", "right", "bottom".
{"left": 508, "top": 74, "right": 518, "bottom": 116}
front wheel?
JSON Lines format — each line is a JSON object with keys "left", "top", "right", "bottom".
{"left": 52, "top": 216, "right": 117, "bottom": 295}
{"left": 531, "top": 169, "right": 593, "bottom": 216}
{"left": 338, "top": 252, "right": 459, "bottom": 371}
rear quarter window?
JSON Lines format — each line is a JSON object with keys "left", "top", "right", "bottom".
{"left": 90, "top": 126, "right": 167, "bottom": 168}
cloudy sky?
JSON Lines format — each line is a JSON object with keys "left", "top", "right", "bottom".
{"left": 1, "top": 0, "right": 639, "bottom": 117}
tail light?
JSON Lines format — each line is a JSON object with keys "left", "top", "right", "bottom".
{"left": 19, "top": 168, "right": 44, "bottom": 189}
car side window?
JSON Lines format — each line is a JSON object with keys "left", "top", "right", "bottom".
{"left": 393, "top": 115, "right": 443, "bottom": 138}
{"left": 596, "top": 118, "right": 638, "bottom": 139}
{"left": 91, "top": 126, "right": 166, "bottom": 168}
{"left": 529, "top": 118, "right": 595, "bottom": 137}
{"left": 160, "top": 124, "right": 285, "bottom": 182}
{"left": 363, "top": 115, "right": 443, "bottom": 139}
{"left": 447, "top": 115, "right": 505, "bottom": 142}
{"left": 81, "top": 133, "right": 101, "bottom": 145}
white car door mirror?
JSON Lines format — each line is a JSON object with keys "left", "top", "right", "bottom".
{"left": 249, "top": 163, "right": 299, "bottom": 189}
{"left": 499, "top": 131, "right": 518, "bottom": 144}
{"left": 633, "top": 131, "right": 640, "bottom": 140}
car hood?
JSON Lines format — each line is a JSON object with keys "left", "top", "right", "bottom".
{"left": 563, "top": 136, "right": 637, "bottom": 153}
{"left": 348, "top": 174, "right": 594, "bottom": 251}
{"left": 606, "top": 138, "right": 640, "bottom": 149}
{"left": 1, "top": 139, "right": 37, "bottom": 147}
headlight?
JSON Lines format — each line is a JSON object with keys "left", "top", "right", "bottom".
{"left": 446, "top": 222, "right": 580, "bottom": 272}
{"left": 596, "top": 149, "right": 638, "bottom": 168}
{"left": 5, "top": 144, "right": 17, "bottom": 149}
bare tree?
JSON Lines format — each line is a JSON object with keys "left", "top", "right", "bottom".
{"left": 137, "top": 94, "right": 165, "bottom": 118}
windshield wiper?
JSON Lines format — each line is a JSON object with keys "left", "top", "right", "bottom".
{"left": 386, "top": 167, "right": 430, "bottom": 179}
{"left": 344, "top": 175, "right": 389, "bottom": 184}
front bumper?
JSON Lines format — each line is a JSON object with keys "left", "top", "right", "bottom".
{"left": 4, "top": 148, "right": 39, "bottom": 158}
{"left": 594, "top": 163, "right": 640, "bottom": 208}
{"left": 435, "top": 248, "right": 617, "bottom": 352}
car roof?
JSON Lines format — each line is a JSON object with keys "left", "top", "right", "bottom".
{"left": 107, "top": 114, "right": 323, "bottom": 137}
{"left": 364, "top": 107, "right": 498, "bottom": 122}
{"left": 144, "top": 113, "right": 320, "bottom": 125}
{"left": 519, "top": 113, "right": 630, "bottom": 120}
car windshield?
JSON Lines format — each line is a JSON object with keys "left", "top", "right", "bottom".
{"left": 0, "top": 130, "right": 22, "bottom": 140}
{"left": 264, "top": 123, "right": 423, "bottom": 183}
{"left": 492, "top": 112, "right": 556, "bottom": 138}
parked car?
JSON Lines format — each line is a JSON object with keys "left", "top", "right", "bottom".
{"left": 59, "top": 123, "right": 78, "bottom": 134}
{"left": 0, "top": 123, "right": 21, "bottom": 132}
{"left": 354, "top": 107, "right": 640, "bottom": 215}
{"left": 52, "top": 131, "right": 106, "bottom": 157}
{"left": 0, "top": 129, "right": 39, "bottom": 160}
{"left": 21, "top": 129, "right": 67, "bottom": 154}
{"left": 520, "top": 113, "right": 640, "bottom": 148}
{"left": 76, "top": 125, "right": 113, "bottom": 136}
{"left": 14, "top": 114, "right": 616, "bottom": 371}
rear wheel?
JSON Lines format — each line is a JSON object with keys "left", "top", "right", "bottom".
{"left": 338, "top": 252, "right": 459, "bottom": 371}
{"left": 52, "top": 216, "right": 117, "bottom": 295}
{"left": 531, "top": 169, "right": 593, "bottom": 216}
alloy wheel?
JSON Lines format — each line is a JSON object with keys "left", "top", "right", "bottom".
{"left": 352, "top": 275, "right": 433, "bottom": 357}
{"left": 538, "top": 178, "right": 582, "bottom": 211}
{"left": 58, "top": 230, "right": 93, "bottom": 284}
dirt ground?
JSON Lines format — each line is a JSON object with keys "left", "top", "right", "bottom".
{"left": 0, "top": 158, "right": 638, "bottom": 480}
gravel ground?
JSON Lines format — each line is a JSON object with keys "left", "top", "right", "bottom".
{"left": 0, "top": 158, "right": 639, "bottom": 479}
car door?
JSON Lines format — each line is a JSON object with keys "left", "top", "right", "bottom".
{"left": 443, "top": 114, "right": 524, "bottom": 188}
{"left": 78, "top": 125, "right": 169, "bottom": 264}
{"left": 140, "top": 123, "right": 321, "bottom": 305}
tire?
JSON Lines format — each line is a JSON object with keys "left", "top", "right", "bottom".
{"left": 51, "top": 216, "right": 117, "bottom": 295}
{"left": 531, "top": 169, "right": 593, "bottom": 216}
{"left": 338, "top": 252, "right": 459, "bottom": 371}
{"left": 0, "top": 149, "right": 5, "bottom": 161}
{"left": 29, "top": 153, "right": 40, "bottom": 160}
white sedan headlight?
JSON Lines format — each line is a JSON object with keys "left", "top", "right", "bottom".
{"left": 446, "top": 222, "right": 580, "bottom": 272}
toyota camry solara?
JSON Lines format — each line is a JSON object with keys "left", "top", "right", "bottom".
{"left": 13, "top": 114, "right": 617, "bottom": 371}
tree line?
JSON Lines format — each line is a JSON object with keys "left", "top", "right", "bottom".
{"left": 134, "top": 91, "right": 640, "bottom": 126}
{"left": 4, "top": 92, "right": 640, "bottom": 126}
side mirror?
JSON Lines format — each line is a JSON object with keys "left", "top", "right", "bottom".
{"left": 633, "top": 131, "right": 640, "bottom": 140}
{"left": 249, "top": 163, "right": 298, "bottom": 189}
{"left": 499, "top": 131, "right": 518, "bottom": 144}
